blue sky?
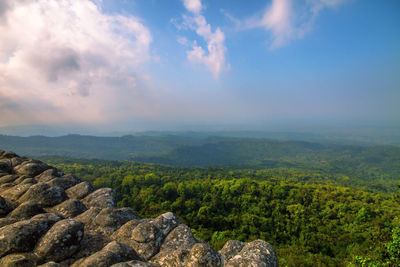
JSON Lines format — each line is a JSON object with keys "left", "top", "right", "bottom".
{"left": 0, "top": 0, "right": 399, "bottom": 132}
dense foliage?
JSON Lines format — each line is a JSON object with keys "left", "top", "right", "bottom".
{"left": 42, "top": 157, "right": 400, "bottom": 266}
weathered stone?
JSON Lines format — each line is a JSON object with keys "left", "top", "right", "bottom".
{"left": 0, "top": 175, "right": 19, "bottom": 185}
{"left": 71, "top": 241, "right": 141, "bottom": 267}
{"left": 7, "top": 201, "right": 44, "bottom": 220}
{"left": 0, "top": 152, "right": 279, "bottom": 266}
{"left": 0, "top": 214, "right": 61, "bottom": 257}
{"left": 14, "top": 176, "right": 36, "bottom": 185}
{"left": 35, "top": 219, "right": 84, "bottom": 262}
{"left": 0, "top": 183, "right": 14, "bottom": 194}
{"left": 111, "top": 260, "right": 159, "bottom": 267}
{"left": 74, "top": 207, "right": 102, "bottom": 225}
{"left": 0, "top": 159, "right": 12, "bottom": 173}
{"left": 10, "top": 157, "right": 25, "bottom": 168}
{"left": 14, "top": 161, "right": 51, "bottom": 177}
{"left": 18, "top": 183, "right": 67, "bottom": 207}
{"left": 63, "top": 232, "right": 111, "bottom": 264}
{"left": 91, "top": 207, "right": 138, "bottom": 236}
{"left": 46, "top": 175, "right": 79, "bottom": 190}
{"left": 160, "top": 224, "right": 197, "bottom": 251}
{"left": 219, "top": 240, "right": 245, "bottom": 262}
{"left": 82, "top": 188, "right": 117, "bottom": 208}
{"left": 153, "top": 212, "right": 181, "bottom": 237}
{"left": 151, "top": 224, "right": 197, "bottom": 266}
{"left": 186, "top": 243, "right": 222, "bottom": 267}
{"left": 132, "top": 221, "right": 160, "bottom": 243}
{"left": 51, "top": 199, "right": 87, "bottom": 218}
{"left": 0, "top": 195, "right": 13, "bottom": 216}
{"left": 0, "top": 253, "right": 38, "bottom": 267}
{"left": 1, "top": 151, "right": 18, "bottom": 159}
{"left": 1, "top": 183, "right": 34, "bottom": 203}
{"left": 37, "top": 262, "right": 62, "bottom": 267}
{"left": 0, "top": 218, "right": 18, "bottom": 228}
{"left": 111, "top": 219, "right": 145, "bottom": 241}
{"left": 225, "top": 240, "right": 278, "bottom": 267}
{"left": 127, "top": 221, "right": 163, "bottom": 260}
{"left": 35, "top": 169, "right": 61, "bottom": 183}
{"left": 150, "top": 248, "right": 191, "bottom": 267}
{"left": 31, "top": 213, "right": 63, "bottom": 222}
{"left": 65, "top": 181, "right": 94, "bottom": 199}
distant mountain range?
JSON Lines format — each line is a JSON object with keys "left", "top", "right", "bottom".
{"left": 1, "top": 134, "right": 399, "bottom": 191}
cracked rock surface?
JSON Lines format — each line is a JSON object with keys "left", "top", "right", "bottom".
{"left": 0, "top": 151, "right": 278, "bottom": 266}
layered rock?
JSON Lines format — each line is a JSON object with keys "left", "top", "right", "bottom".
{"left": 0, "top": 150, "right": 278, "bottom": 266}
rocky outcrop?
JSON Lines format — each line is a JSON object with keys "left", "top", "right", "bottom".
{"left": 0, "top": 150, "right": 278, "bottom": 266}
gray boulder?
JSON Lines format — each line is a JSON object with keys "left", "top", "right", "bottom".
{"left": 219, "top": 240, "right": 245, "bottom": 262}
{"left": 131, "top": 221, "right": 163, "bottom": 260}
{"left": 111, "top": 219, "right": 144, "bottom": 241}
{"left": 64, "top": 232, "right": 111, "bottom": 264}
{"left": 160, "top": 224, "right": 197, "bottom": 251}
{"left": 186, "top": 243, "right": 222, "bottom": 267}
{"left": 0, "top": 151, "right": 18, "bottom": 159}
{"left": 71, "top": 241, "right": 141, "bottom": 267}
{"left": 18, "top": 183, "right": 66, "bottom": 207}
{"left": 0, "top": 196, "right": 13, "bottom": 216}
{"left": 74, "top": 207, "right": 102, "bottom": 225}
{"left": 0, "top": 253, "right": 38, "bottom": 267}
{"left": 14, "top": 161, "right": 51, "bottom": 177}
{"left": 46, "top": 175, "right": 80, "bottom": 190}
{"left": 35, "top": 169, "right": 61, "bottom": 183}
{"left": 10, "top": 157, "right": 25, "bottom": 168}
{"left": 153, "top": 212, "right": 181, "bottom": 236}
{"left": 65, "top": 181, "right": 94, "bottom": 199}
{"left": 1, "top": 183, "right": 34, "bottom": 203}
{"left": 225, "top": 240, "right": 278, "bottom": 267}
{"left": 35, "top": 219, "right": 84, "bottom": 262}
{"left": 7, "top": 201, "right": 44, "bottom": 220}
{"left": 82, "top": 188, "right": 117, "bottom": 208}
{"left": 0, "top": 174, "right": 18, "bottom": 185}
{"left": 151, "top": 224, "right": 198, "bottom": 266}
{"left": 51, "top": 199, "right": 87, "bottom": 218}
{"left": 0, "top": 213, "right": 61, "bottom": 257}
{"left": 90, "top": 207, "right": 138, "bottom": 236}
{"left": 14, "top": 176, "right": 36, "bottom": 185}
{"left": 0, "top": 159, "right": 12, "bottom": 174}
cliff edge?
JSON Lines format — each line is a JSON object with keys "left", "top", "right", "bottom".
{"left": 0, "top": 150, "right": 278, "bottom": 266}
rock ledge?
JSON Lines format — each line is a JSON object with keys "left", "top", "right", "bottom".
{"left": 0, "top": 150, "right": 278, "bottom": 266}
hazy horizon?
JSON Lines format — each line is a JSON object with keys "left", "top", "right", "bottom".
{"left": 0, "top": 0, "right": 399, "bottom": 134}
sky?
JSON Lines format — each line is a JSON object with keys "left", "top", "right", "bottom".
{"left": 0, "top": 0, "right": 399, "bottom": 133}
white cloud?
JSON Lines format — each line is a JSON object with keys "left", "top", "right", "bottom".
{"left": 177, "top": 36, "right": 189, "bottom": 46}
{"left": 244, "top": 0, "right": 348, "bottom": 49}
{"left": 179, "top": 0, "right": 228, "bottom": 79}
{"left": 183, "top": 0, "right": 202, "bottom": 14}
{"left": 0, "top": 0, "right": 154, "bottom": 126}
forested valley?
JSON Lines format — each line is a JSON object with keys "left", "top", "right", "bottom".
{"left": 40, "top": 156, "right": 400, "bottom": 266}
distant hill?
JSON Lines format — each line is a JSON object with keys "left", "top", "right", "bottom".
{"left": 0, "top": 134, "right": 206, "bottom": 159}
{"left": 1, "top": 134, "right": 399, "bottom": 192}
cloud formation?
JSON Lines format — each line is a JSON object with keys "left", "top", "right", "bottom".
{"left": 245, "top": 0, "right": 348, "bottom": 49}
{"left": 0, "top": 0, "right": 153, "bottom": 126}
{"left": 179, "top": 0, "right": 228, "bottom": 79}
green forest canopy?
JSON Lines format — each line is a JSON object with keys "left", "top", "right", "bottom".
{"left": 42, "top": 157, "right": 400, "bottom": 266}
